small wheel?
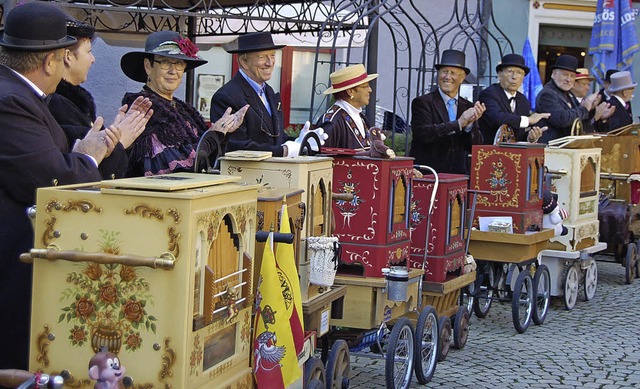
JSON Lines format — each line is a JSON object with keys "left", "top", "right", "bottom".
{"left": 563, "top": 264, "right": 580, "bottom": 310}
{"left": 494, "top": 264, "right": 510, "bottom": 300}
{"left": 626, "top": 243, "right": 636, "bottom": 284}
{"left": 384, "top": 317, "right": 414, "bottom": 389}
{"left": 325, "top": 339, "right": 350, "bottom": 389}
{"left": 472, "top": 263, "right": 494, "bottom": 318}
{"left": 452, "top": 306, "right": 470, "bottom": 349}
{"left": 511, "top": 269, "right": 533, "bottom": 334}
{"left": 636, "top": 242, "right": 640, "bottom": 279}
{"left": 305, "top": 357, "right": 326, "bottom": 389}
{"left": 436, "top": 315, "right": 451, "bottom": 362}
{"left": 459, "top": 285, "right": 474, "bottom": 317}
{"left": 583, "top": 260, "right": 598, "bottom": 301}
{"left": 532, "top": 265, "right": 551, "bottom": 325}
{"left": 413, "top": 306, "right": 438, "bottom": 384}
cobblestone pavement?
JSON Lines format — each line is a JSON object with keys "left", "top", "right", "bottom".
{"left": 343, "top": 257, "right": 640, "bottom": 388}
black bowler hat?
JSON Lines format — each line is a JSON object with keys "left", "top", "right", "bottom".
{"left": 120, "top": 31, "right": 208, "bottom": 82}
{"left": 223, "top": 32, "right": 286, "bottom": 54}
{"left": 496, "top": 53, "right": 530, "bottom": 75}
{"left": 0, "top": 2, "right": 76, "bottom": 51}
{"left": 435, "top": 49, "right": 470, "bottom": 75}
{"left": 552, "top": 54, "right": 578, "bottom": 73}
{"left": 605, "top": 69, "right": 620, "bottom": 83}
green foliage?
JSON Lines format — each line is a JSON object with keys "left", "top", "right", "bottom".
{"left": 383, "top": 131, "right": 412, "bottom": 156}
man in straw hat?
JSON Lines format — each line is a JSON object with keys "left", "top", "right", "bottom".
{"left": 0, "top": 2, "right": 120, "bottom": 370}
{"left": 410, "top": 49, "right": 485, "bottom": 174}
{"left": 571, "top": 68, "right": 595, "bottom": 104}
{"left": 569, "top": 68, "right": 615, "bottom": 133}
{"left": 535, "top": 54, "right": 602, "bottom": 142}
{"left": 602, "top": 70, "right": 636, "bottom": 131}
{"left": 210, "top": 32, "right": 327, "bottom": 157}
{"left": 319, "top": 64, "right": 379, "bottom": 149}
{"left": 478, "top": 53, "right": 550, "bottom": 144}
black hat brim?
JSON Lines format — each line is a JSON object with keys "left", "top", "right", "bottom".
{"left": 435, "top": 63, "right": 470, "bottom": 75}
{"left": 120, "top": 51, "right": 207, "bottom": 82}
{"left": 0, "top": 30, "right": 77, "bottom": 51}
{"left": 496, "top": 63, "right": 530, "bottom": 75}
{"left": 224, "top": 43, "right": 286, "bottom": 54}
{"left": 551, "top": 65, "right": 577, "bottom": 73}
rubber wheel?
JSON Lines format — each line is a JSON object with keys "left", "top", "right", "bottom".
{"left": 413, "top": 306, "right": 438, "bottom": 384}
{"left": 636, "top": 242, "right": 640, "bottom": 279}
{"left": 459, "top": 284, "right": 474, "bottom": 317}
{"left": 305, "top": 357, "right": 326, "bottom": 389}
{"left": 436, "top": 315, "right": 451, "bottom": 362}
{"left": 452, "top": 306, "right": 470, "bottom": 349}
{"left": 563, "top": 264, "right": 579, "bottom": 310}
{"left": 384, "top": 317, "right": 414, "bottom": 389}
{"left": 325, "top": 339, "right": 350, "bottom": 389}
{"left": 532, "top": 265, "right": 551, "bottom": 325}
{"left": 472, "top": 263, "right": 494, "bottom": 318}
{"left": 511, "top": 269, "right": 533, "bottom": 334}
{"left": 625, "top": 243, "right": 636, "bottom": 285}
{"left": 583, "top": 260, "right": 598, "bottom": 301}
{"left": 308, "top": 379, "right": 324, "bottom": 389}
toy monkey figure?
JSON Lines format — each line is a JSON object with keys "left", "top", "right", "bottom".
{"left": 368, "top": 127, "right": 396, "bottom": 159}
{"left": 88, "top": 349, "right": 126, "bottom": 389}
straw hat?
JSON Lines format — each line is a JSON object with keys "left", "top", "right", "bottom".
{"left": 0, "top": 2, "right": 76, "bottom": 51}
{"left": 323, "top": 64, "right": 379, "bottom": 95}
{"left": 575, "top": 68, "right": 595, "bottom": 81}
{"left": 608, "top": 71, "right": 637, "bottom": 93}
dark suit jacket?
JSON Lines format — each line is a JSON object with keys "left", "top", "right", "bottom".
{"left": 605, "top": 95, "right": 633, "bottom": 131}
{"left": 0, "top": 65, "right": 101, "bottom": 370}
{"left": 210, "top": 72, "right": 287, "bottom": 156}
{"left": 409, "top": 90, "right": 482, "bottom": 174}
{"left": 535, "top": 79, "right": 590, "bottom": 143}
{"left": 478, "top": 83, "right": 531, "bottom": 144}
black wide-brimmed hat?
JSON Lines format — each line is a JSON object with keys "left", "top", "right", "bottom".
{"left": 66, "top": 17, "right": 96, "bottom": 40}
{"left": 496, "top": 53, "right": 530, "bottom": 75}
{"left": 605, "top": 69, "right": 620, "bottom": 83}
{"left": 552, "top": 54, "right": 578, "bottom": 73}
{"left": 120, "top": 30, "right": 208, "bottom": 82}
{"left": 435, "top": 49, "right": 470, "bottom": 75}
{"left": 223, "top": 32, "right": 286, "bottom": 54}
{"left": 0, "top": 2, "right": 77, "bottom": 51}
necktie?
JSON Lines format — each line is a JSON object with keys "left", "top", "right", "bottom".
{"left": 447, "top": 98, "right": 457, "bottom": 121}
{"left": 259, "top": 88, "right": 272, "bottom": 116}
{"left": 510, "top": 97, "right": 516, "bottom": 113}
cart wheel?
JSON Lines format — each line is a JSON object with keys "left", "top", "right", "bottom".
{"left": 636, "top": 242, "right": 640, "bottom": 279}
{"left": 452, "top": 306, "right": 470, "bottom": 349}
{"left": 563, "top": 264, "right": 579, "bottom": 310}
{"left": 305, "top": 357, "right": 326, "bottom": 389}
{"left": 532, "top": 264, "right": 551, "bottom": 325}
{"left": 413, "top": 306, "right": 438, "bottom": 384}
{"left": 583, "top": 260, "right": 598, "bottom": 301}
{"left": 511, "top": 269, "right": 533, "bottom": 334}
{"left": 459, "top": 285, "right": 474, "bottom": 317}
{"left": 494, "top": 264, "right": 510, "bottom": 300}
{"left": 625, "top": 243, "right": 636, "bottom": 284}
{"left": 436, "top": 316, "right": 451, "bottom": 362}
{"left": 325, "top": 339, "right": 350, "bottom": 389}
{"left": 472, "top": 264, "right": 494, "bottom": 318}
{"left": 384, "top": 317, "right": 414, "bottom": 389}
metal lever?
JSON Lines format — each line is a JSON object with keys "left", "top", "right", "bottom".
{"left": 20, "top": 249, "right": 175, "bottom": 270}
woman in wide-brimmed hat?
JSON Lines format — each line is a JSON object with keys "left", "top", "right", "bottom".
{"left": 48, "top": 18, "right": 153, "bottom": 179}
{"left": 120, "top": 30, "right": 248, "bottom": 177}
{"left": 318, "top": 64, "right": 379, "bottom": 149}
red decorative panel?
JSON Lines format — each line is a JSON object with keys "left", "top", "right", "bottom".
{"left": 339, "top": 240, "right": 410, "bottom": 277}
{"left": 409, "top": 251, "right": 464, "bottom": 283}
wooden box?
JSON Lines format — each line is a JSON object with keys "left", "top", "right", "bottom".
{"left": 598, "top": 132, "right": 640, "bottom": 202}
{"left": 410, "top": 174, "right": 468, "bottom": 257}
{"left": 332, "top": 156, "right": 414, "bottom": 246}
{"left": 472, "top": 208, "right": 543, "bottom": 234}
{"left": 28, "top": 173, "right": 258, "bottom": 389}
{"left": 544, "top": 146, "right": 601, "bottom": 224}
{"left": 470, "top": 143, "right": 545, "bottom": 232}
{"left": 546, "top": 219, "right": 600, "bottom": 252}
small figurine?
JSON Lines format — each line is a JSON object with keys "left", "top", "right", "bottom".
{"left": 542, "top": 190, "right": 568, "bottom": 236}
{"left": 88, "top": 348, "right": 126, "bottom": 389}
{"left": 368, "top": 127, "right": 396, "bottom": 159}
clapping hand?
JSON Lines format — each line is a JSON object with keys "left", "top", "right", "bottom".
{"left": 72, "top": 117, "right": 118, "bottom": 163}
{"left": 459, "top": 102, "right": 486, "bottom": 128}
{"left": 112, "top": 96, "right": 154, "bottom": 149}
{"left": 212, "top": 105, "right": 250, "bottom": 134}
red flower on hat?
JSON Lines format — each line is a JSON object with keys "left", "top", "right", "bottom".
{"left": 176, "top": 36, "right": 200, "bottom": 59}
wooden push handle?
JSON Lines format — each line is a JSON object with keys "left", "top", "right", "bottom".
{"left": 332, "top": 193, "right": 354, "bottom": 202}
{"left": 20, "top": 249, "right": 175, "bottom": 270}
{"left": 0, "top": 369, "right": 34, "bottom": 388}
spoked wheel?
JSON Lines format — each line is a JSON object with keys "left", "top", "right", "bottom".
{"left": 436, "top": 316, "right": 451, "bottom": 362}
{"left": 459, "top": 284, "right": 474, "bottom": 316}
{"left": 325, "top": 339, "right": 350, "bottom": 389}
{"left": 494, "top": 264, "right": 510, "bottom": 300}
{"left": 625, "top": 243, "right": 636, "bottom": 285}
{"left": 563, "top": 264, "right": 580, "bottom": 310}
{"left": 636, "top": 242, "right": 640, "bottom": 279}
{"left": 583, "top": 260, "right": 598, "bottom": 301}
{"left": 452, "top": 306, "right": 470, "bottom": 349}
{"left": 472, "top": 263, "right": 494, "bottom": 318}
{"left": 532, "top": 265, "right": 551, "bottom": 325}
{"left": 511, "top": 269, "right": 533, "bottom": 334}
{"left": 413, "top": 306, "right": 438, "bottom": 384}
{"left": 384, "top": 317, "right": 414, "bottom": 389}
{"left": 304, "top": 357, "right": 326, "bottom": 389}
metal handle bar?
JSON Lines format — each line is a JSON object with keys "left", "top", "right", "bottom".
{"left": 20, "top": 249, "right": 175, "bottom": 270}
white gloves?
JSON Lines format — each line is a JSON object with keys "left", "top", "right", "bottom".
{"left": 284, "top": 121, "right": 329, "bottom": 157}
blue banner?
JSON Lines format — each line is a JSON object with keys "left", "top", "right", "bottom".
{"left": 588, "top": 0, "right": 639, "bottom": 85}
{"left": 522, "top": 38, "right": 543, "bottom": 111}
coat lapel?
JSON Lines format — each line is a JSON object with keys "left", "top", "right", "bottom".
{"left": 434, "top": 91, "right": 451, "bottom": 121}
{"left": 236, "top": 74, "right": 275, "bottom": 134}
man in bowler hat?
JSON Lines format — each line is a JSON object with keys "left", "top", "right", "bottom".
{"left": 0, "top": 2, "right": 118, "bottom": 370}
{"left": 478, "top": 53, "right": 550, "bottom": 144}
{"left": 534, "top": 54, "right": 601, "bottom": 142}
{"left": 210, "top": 32, "right": 326, "bottom": 157}
{"left": 410, "top": 49, "right": 485, "bottom": 174}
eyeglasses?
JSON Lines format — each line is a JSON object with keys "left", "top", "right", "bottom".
{"left": 439, "top": 69, "right": 465, "bottom": 78}
{"left": 503, "top": 68, "right": 526, "bottom": 78}
{"left": 153, "top": 59, "right": 187, "bottom": 71}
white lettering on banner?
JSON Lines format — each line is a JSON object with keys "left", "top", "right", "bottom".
{"left": 620, "top": 11, "right": 635, "bottom": 26}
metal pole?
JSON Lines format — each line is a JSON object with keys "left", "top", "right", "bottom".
{"left": 366, "top": 0, "right": 379, "bottom": 126}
